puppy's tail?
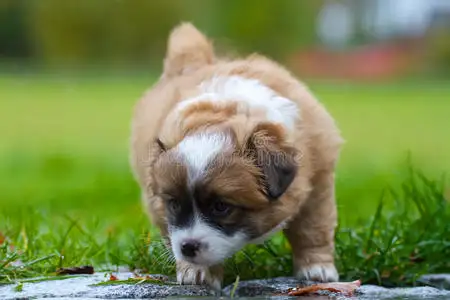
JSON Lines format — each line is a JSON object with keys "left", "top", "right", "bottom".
{"left": 163, "top": 22, "right": 215, "bottom": 78}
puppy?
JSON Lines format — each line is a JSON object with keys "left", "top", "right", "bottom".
{"left": 130, "top": 22, "right": 343, "bottom": 290}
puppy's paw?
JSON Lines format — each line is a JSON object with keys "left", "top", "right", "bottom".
{"left": 176, "top": 262, "right": 222, "bottom": 290}
{"left": 295, "top": 263, "right": 339, "bottom": 282}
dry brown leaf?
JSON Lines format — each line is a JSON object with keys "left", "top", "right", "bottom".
{"left": 287, "top": 280, "right": 361, "bottom": 297}
{"left": 109, "top": 273, "right": 119, "bottom": 281}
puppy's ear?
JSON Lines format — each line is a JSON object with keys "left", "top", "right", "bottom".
{"left": 244, "top": 124, "right": 298, "bottom": 200}
{"left": 164, "top": 22, "right": 215, "bottom": 78}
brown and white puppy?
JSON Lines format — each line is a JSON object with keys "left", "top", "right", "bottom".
{"left": 130, "top": 22, "right": 343, "bottom": 290}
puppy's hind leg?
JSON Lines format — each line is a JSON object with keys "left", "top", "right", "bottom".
{"left": 283, "top": 170, "right": 339, "bottom": 282}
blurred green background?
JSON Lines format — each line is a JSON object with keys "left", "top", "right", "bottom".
{"left": 1, "top": 0, "right": 450, "bottom": 237}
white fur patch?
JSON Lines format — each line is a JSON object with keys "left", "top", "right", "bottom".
{"left": 170, "top": 216, "right": 247, "bottom": 266}
{"left": 175, "top": 132, "right": 231, "bottom": 183}
{"left": 175, "top": 76, "right": 299, "bottom": 131}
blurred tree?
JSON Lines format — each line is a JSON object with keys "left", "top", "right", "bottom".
{"left": 1, "top": 0, "right": 320, "bottom": 69}
{"left": 0, "top": 0, "right": 32, "bottom": 58}
{"left": 426, "top": 11, "right": 450, "bottom": 76}
{"left": 212, "top": 0, "right": 321, "bottom": 60}
{"left": 27, "top": 0, "right": 186, "bottom": 68}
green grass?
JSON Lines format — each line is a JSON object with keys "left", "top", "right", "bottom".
{"left": 0, "top": 73, "right": 449, "bottom": 287}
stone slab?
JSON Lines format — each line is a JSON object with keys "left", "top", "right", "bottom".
{"left": 2, "top": 273, "right": 450, "bottom": 299}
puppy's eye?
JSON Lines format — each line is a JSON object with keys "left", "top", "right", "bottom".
{"left": 167, "top": 199, "right": 179, "bottom": 213}
{"left": 211, "top": 200, "right": 232, "bottom": 217}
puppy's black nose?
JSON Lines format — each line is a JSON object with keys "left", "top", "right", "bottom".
{"left": 181, "top": 240, "right": 200, "bottom": 257}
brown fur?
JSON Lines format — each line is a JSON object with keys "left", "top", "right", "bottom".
{"left": 130, "top": 22, "right": 343, "bottom": 287}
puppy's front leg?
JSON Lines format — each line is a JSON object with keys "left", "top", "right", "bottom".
{"left": 284, "top": 170, "right": 339, "bottom": 282}
{"left": 176, "top": 261, "right": 223, "bottom": 290}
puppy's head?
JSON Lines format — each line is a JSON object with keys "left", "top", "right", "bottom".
{"left": 153, "top": 124, "right": 298, "bottom": 266}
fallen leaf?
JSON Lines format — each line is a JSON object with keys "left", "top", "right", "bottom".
{"left": 0, "top": 232, "right": 4, "bottom": 245}
{"left": 132, "top": 273, "right": 168, "bottom": 282}
{"left": 285, "top": 280, "right": 361, "bottom": 297}
{"left": 56, "top": 265, "right": 95, "bottom": 275}
{"left": 109, "top": 273, "right": 119, "bottom": 281}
